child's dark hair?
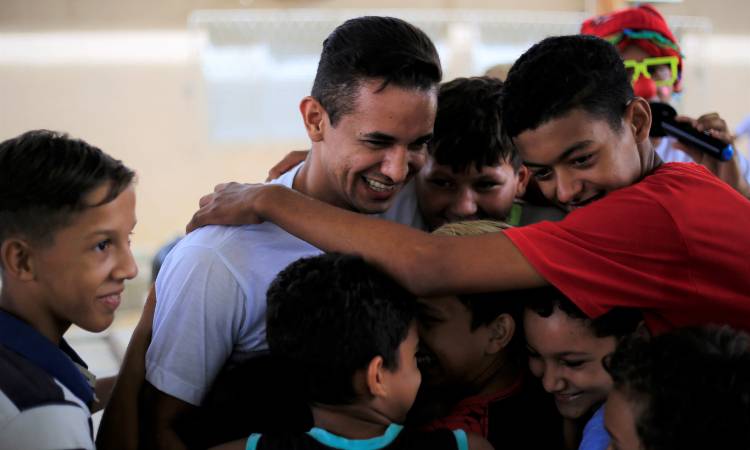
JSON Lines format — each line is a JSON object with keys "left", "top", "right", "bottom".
{"left": 0, "top": 130, "right": 135, "bottom": 247}
{"left": 501, "top": 35, "right": 634, "bottom": 140}
{"left": 524, "top": 286, "right": 642, "bottom": 338}
{"left": 311, "top": 16, "right": 442, "bottom": 126}
{"left": 605, "top": 325, "right": 750, "bottom": 450}
{"left": 430, "top": 76, "right": 521, "bottom": 173}
{"left": 266, "top": 253, "right": 417, "bottom": 405}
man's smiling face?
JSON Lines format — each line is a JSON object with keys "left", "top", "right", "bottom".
{"left": 318, "top": 79, "right": 436, "bottom": 214}
{"left": 514, "top": 107, "right": 645, "bottom": 213}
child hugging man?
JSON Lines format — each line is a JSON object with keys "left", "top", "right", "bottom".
{"left": 0, "top": 130, "right": 139, "bottom": 449}
{"left": 212, "top": 253, "right": 492, "bottom": 450}
{"left": 411, "top": 220, "right": 564, "bottom": 450}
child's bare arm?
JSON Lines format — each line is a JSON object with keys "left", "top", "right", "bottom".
{"left": 467, "top": 432, "right": 495, "bottom": 450}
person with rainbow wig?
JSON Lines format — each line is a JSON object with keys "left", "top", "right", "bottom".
{"left": 582, "top": 4, "right": 750, "bottom": 199}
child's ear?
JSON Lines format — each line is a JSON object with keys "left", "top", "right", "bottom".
{"left": 514, "top": 165, "right": 531, "bottom": 198}
{"left": 0, "top": 239, "right": 35, "bottom": 281}
{"left": 299, "top": 96, "right": 327, "bottom": 143}
{"left": 485, "top": 313, "right": 515, "bottom": 355}
{"left": 365, "top": 355, "right": 388, "bottom": 398}
{"left": 625, "top": 97, "right": 652, "bottom": 145}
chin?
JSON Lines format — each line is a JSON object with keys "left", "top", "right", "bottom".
{"left": 80, "top": 316, "right": 115, "bottom": 334}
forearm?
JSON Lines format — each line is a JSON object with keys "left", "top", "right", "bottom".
{"left": 255, "top": 186, "right": 545, "bottom": 296}
{"left": 95, "top": 325, "right": 150, "bottom": 450}
{"left": 96, "top": 289, "right": 156, "bottom": 450}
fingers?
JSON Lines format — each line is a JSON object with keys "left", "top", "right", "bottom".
{"left": 674, "top": 115, "right": 697, "bottom": 128}
{"left": 266, "top": 149, "right": 310, "bottom": 181}
{"left": 198, "top": 193, "right": 214, "bottom": 207}
{"left": 671, "top": 140, "right": 704, "bottom": 164}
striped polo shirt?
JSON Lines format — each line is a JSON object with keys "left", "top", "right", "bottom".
{"left": 0, "top": 310, "right": 95, "bottom": 450}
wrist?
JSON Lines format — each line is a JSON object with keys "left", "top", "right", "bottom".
{"left": 254, "top": 184, "right": 284, "bottom": 221}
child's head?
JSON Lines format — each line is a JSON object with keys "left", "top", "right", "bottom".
{"left": 0, "top": 130, "right": 138, "bottom": 336}
{"left": 502, "top": 35, "right": 652, "bottom": 213}
{"left": 523, "top": 287, "right": 641, "bottom": 421}
{"left": 604, "top": 325, "right": 750, "bottom": 450}
{"left": 266, "top": 253, "right": 420, "bottom": 423}
{"left": 416, "top": 77, "right": 529, "bottom": 230}
{"left": 417, "top": 220, "right": 522, "bottom": 391}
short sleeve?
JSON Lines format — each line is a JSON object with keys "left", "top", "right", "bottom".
{"left": 504, "top": 188, "right": 691, "bottom": 319}
{"left": 146, "top": 241, "right": 247, "bottom": 405}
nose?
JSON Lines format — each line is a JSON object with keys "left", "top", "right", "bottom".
{"left": 113, "top": 247, "right": 139, "bottom": 281}
{"left": 555, "top": 171, "right": 582, "bottom": 205}
{"left": 541, "top": 365, "right": 566, "bottom": 393}
{"left": 380, "top": 146, "right": 410, "bottom": 184}
{"left": 448, "top": 187, "right": 478, "bottom": 219}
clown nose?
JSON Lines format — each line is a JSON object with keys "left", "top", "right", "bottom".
{"left": 633, "top": 76, "right": 657, "bottom": 99}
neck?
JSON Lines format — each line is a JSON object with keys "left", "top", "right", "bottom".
{"left": 640, "top": 138, "right": 663, "bottom": 177}
{"left": 0, "top": 288, "right": 66, "bottom": 345}
{"left": 474, "top": 352, "right": 523, "bottom": 397}
{"left": 311, "top": 403, "right": 393, "bottom": 439}
{"left": 293, "top": 147, "right": 355, "bottom": 212}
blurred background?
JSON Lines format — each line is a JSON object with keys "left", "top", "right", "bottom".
{"left": 1, "top": 0, "right": 749, "bottom": 381}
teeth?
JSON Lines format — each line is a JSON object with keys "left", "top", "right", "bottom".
{"left": 365, "top": 178, "right": 395, "bottom": 192}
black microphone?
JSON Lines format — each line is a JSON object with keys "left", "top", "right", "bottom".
{"left": 649, "top": 102, "right": 734, "bottom": 161}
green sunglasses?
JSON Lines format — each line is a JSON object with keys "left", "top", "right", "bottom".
{"left": 623, "top": 56, "right": 679, "bottom": 87}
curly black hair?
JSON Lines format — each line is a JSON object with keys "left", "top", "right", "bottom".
{"left": 501, "top": 35, "right": 633, "bottom": 140}
{"left": 266, "top": 253, "right": 416, "bottom": 406}
{"left": 524, "top": 286, "right": 642, "bottom": 339}
{"left": 605, "top": 325, "right": 750, "bottom": 450}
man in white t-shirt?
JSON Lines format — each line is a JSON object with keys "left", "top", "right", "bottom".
{"left": 142, "top": 16, "right": 442, "bottom": 449}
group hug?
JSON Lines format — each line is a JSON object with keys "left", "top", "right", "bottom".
{"left": 1, "top": 5, "right": 749, "bottom": 450}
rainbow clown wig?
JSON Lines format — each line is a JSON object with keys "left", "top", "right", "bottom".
{"left": 581, "top": 4, "right": 684, "bottom": 94}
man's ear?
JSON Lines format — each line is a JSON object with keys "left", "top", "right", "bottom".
{"left": 299, "top": 96, "right": 327, "bottom": 143}
{"left": 0, "top": 239, "right": 35, "bottom": 281}
{"left": 365, "top": 355, "right": 388, "bottom": 398}
{"left": 485, "top": 313, "right": 516, "bottom": 355}
{"left": 514, "top": 165, "right": 531, "bottom": 198}
{"left": 625, "top": 97, "right": 652, "bottom": 145}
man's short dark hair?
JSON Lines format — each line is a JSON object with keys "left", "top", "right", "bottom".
{"left": 501, "top": 35, "right": 634, "bottom": 140}
{"left": 430, "top": 76, "right": 522, "bottom": 173}
{"left": 0, "top": 130, "right": 135, "bottom": 246}
{"left": 524, "top": 286, "right": 642, "bottom": 339}
{"left": 605, "top": 325, "right": 750, "bottom": 450}
{"left": 266, "top": 253, "right": 417, "bottom": 405}
{"left": 311, "top": 16, "right": 442, "bottom": 126}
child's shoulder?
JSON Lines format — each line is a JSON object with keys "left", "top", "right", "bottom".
{"left": 0, "top": 343, "right": 64, "bottom": 406}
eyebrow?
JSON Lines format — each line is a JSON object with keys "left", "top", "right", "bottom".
{"left": 523, "top": 140, "right": 595, "bottom": 168}
{"left": 416, "top": 301, "right": 442, "bottom": 315}
{"left": 525, "top": 345, "right": 590, "bottom": 358}
{"left": 361, "top": 132, "right": 433, "bottom": 145}
{"left": 86, "top": 220, "right": 138, "bottom": 238}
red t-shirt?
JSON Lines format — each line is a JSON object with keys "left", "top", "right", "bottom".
{"left": 505, "top": 162, "right": 750, "bottom": 334}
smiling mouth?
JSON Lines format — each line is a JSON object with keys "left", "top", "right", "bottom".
{"left": 97, "top": 292, "right": 122, "bottom": 311}
{"left": 363, "top": 176, "right": 397, "bottom": 193}
{"left": 554, "top": 392, "right": 583, "bottom": 403}
{"left": 567, "top": 192, "right": 606, "bottom": 210}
